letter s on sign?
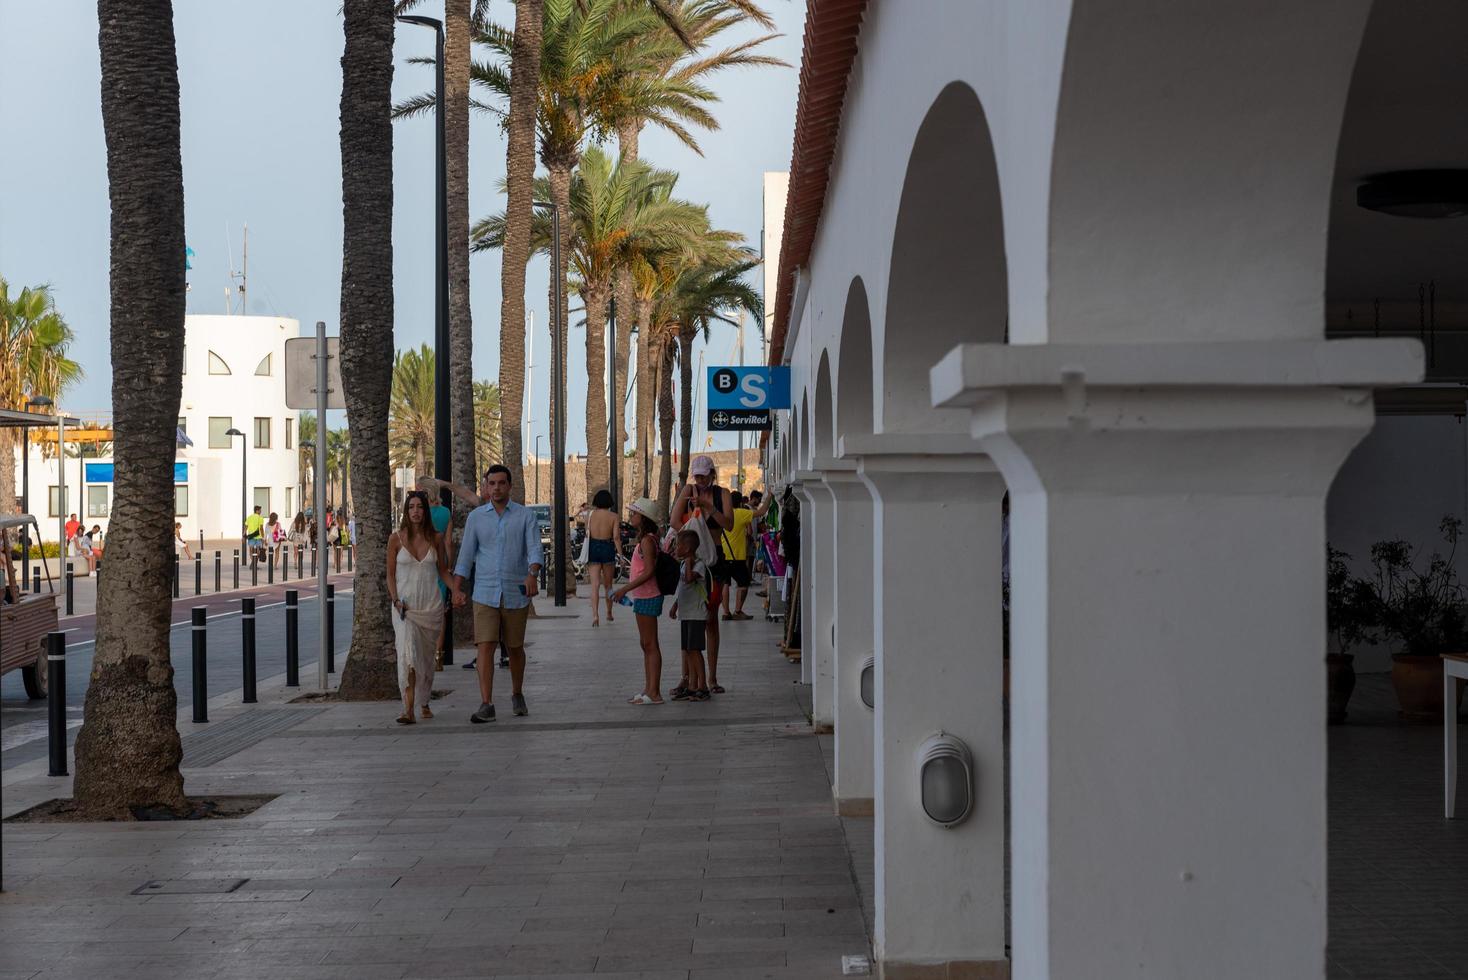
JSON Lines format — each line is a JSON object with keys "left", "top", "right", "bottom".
{"left": 738, "top": 373, "right": 768, "bottom": 408}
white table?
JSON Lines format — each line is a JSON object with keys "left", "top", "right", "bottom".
{"left": 1446, "top": 654, "right": 1468, "bottom": 818}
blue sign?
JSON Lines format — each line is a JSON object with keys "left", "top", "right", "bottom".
{"left": 83, "top": 462, "right": 189, "bottom": 484}
{"left": 706, "top": 366, "right": 790, "bottom": 410}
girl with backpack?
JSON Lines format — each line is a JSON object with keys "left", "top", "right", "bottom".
{"left": 612, "top": 497, "right": 669, "bottom": 705}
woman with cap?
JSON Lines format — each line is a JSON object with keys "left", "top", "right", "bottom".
{"left": 671, "top": 454, "right": 735, "bottom": 695}
{"left": 612, "top": 497, "right": 667, "bottom": 705}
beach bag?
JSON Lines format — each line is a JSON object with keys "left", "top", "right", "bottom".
{"left": 654, "top": 547, "right": 681, "bottom": 596}
{"left": 680, "top": 513, "right": 719, "bottom": 568}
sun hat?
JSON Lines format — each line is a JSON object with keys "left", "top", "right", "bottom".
{"left": 690, "top": 454, "right": 715, "bottom": 476}
{"left": 629, "top": 497, "right": 666, "bottom": 525}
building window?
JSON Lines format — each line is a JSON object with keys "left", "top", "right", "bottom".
{"left": 285, "top": 417, "right": 293, "bottom": 450}
{"left": 87, "top": 485, "right": 110, "bottom": 518}
{"left": 253, "top": 487, "right": 270, "bottom": 515}
{"left": 255, "top": 353, "right": 272, "bottom": 376}
{"left": 208, "top": 351, "right": 231, "bottom": 375}
{"left": 48, "top": 486, "right": 66, "bottom": 518}
{"left": 208, "top": 416, "right": 233, "bottom": 449}
{"left": 175, "top": 485, "right": 189, "bottom": 517}
{"left": 253, "top": 416, "right": 271, "bottom": 449}
{"left": 285, "top": 486, "right": 295, "bottom": 518}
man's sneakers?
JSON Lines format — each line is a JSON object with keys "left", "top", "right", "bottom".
{"left": 471, "top": 702, "right": 496, "bottom": 724}
{"left": 512, "top": 693, "right": 529, "bottom": 716}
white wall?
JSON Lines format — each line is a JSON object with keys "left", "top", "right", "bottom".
{"left": 1327, "top": 414, "right": 1468, "bottom": 671}
{"left": 762, "top": 171, "right": 789, "bottom": 345}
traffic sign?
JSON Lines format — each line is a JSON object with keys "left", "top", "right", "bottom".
{"left": 707, "top": 366, "right": 790, "bottom": 411}
{"left": 285, "top": 336, "right": 345, "bottom": 410}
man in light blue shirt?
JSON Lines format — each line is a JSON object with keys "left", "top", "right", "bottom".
{"left": 451, "top": 465, "right": 543, "bottom": 723}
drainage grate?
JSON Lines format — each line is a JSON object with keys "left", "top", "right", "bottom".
{"left": 133, "top": 878, "right": 248, "bottom": 895}
{"left": 181, "top": 708, "right": 324, "bottom": 767}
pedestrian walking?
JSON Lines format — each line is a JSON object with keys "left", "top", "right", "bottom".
{"left": 244, "top": 505, "right": 265, "bottom": 566}
{"left": 718, "top": 492, "right": 756, "bottom": 621}
{"left": 429, "top": 494, "right": 453, "bottom": 666}
{"left": 265, "top": 512, "right": 283, "bottom": 565}
{"left": 174, "top": 521, "right": 192, "bottom": 561}
{"left": 584, "top": 489, "right": 619, "bottom": 627}
{"left": 289, "top": 512, "right": 308, "bottom": 562}
{"left": 671, "top": 455, "right": 735, "bottom": 695}
{"left": 450, "top": 465, "right": 543, "bottom": 723}
{"left": 612, "top": 497, "right": 668, "bottom": 705}
{"left": 668, "top": 528, "right": 711, "bottom": 702}
{"left": 388, "top": 491, "right": 457, "bottom": 725}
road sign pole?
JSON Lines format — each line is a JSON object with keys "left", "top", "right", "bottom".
{"left": 316, "top": 320, "right": 330, "bottom": 692}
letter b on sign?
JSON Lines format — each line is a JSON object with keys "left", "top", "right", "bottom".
{"left": 712, "top": 368, "right": 738, "bottom": 395}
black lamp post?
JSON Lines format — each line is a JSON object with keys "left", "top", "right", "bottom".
{"left": 226, "top": 427, "right": 247, "bottom": 561}
{"left": 533, "top": 199, "right": 566, "bottom": 605}
{"left": 21, "top": 395, "right": 53, "bottom": 590}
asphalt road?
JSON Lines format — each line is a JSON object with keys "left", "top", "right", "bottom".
{"left": 0, "top": 574, "right": 356, "bottom": 771}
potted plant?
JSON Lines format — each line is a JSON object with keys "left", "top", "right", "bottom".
{"left": 1359, "top": 516, "right": 1468, "bottom": 721}
{"left": 1326, "top": 546, "right": 1376, "bottom": 724}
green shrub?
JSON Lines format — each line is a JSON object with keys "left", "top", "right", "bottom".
{"left": 7, "top": 542, "right": 62, "bottom": 559}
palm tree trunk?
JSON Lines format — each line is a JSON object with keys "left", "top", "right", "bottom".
{"left": 497, "top": 0, "right": 542, "bottom": 502}
{"left": 72, "top": 0, "right": 188, "bottom": 818}
{"left": 336, "top": 0, "right": 397, "bottom": 700}
{"left": 634, "top": 297, "right": 654, "bottom": 495}
{"left": 445, "top": 0, "right": 476, "bottom": 497}
{"left": 611, "top": 121, "right": 641, "bottom": 496}
{"left": 678, "top": 321, "right": 695, "bottom": 483}
{"left": 656, "top": 336, "right": 677, "bottom": 514}
{"left": 0, "top": 428, "right": 19, "bottom": 516}
{"left": 583, "top": 283, "right": 609, "bottom": 493}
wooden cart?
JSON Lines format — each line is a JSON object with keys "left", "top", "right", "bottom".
{"left": 2, "top": 514, "right": 58, "bottom": 699}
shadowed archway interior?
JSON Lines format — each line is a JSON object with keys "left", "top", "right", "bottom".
{"left": 836, "top": 278, "right": 874, "bottom": 445}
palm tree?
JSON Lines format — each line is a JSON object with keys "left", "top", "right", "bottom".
{"left": 71, "top": 0, "right": 189, "bottom": 818}
{"left": 0, "top": 279, "right": 83, "bottom": 514}
{"left": 297, "top": 412, "right": 318, "bottom": 509}
{"left": 336, "top": 0, "right": 398, "bottom": 700}
{"left": 472, "top": 148, "right": 707, "bottom": 491}
{"left": 389, "top": 344, "right": 435, "bottom": 476}
{"left": 473, "top": 379, "right": 502, "bottom": 473}
{"left": 327, "top": 427, "right": 352, "bottom": 512}
{"left": 605, "top": 0, "right": 781, "bottom": 480}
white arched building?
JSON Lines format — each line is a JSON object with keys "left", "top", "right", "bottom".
{"left": 763, "top": 2, "right": 1464, "bottom": 977}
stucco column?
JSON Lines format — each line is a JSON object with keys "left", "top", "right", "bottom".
{"left": 794, "top": 470, "right": 839, "bottom": 731}
{"left": 845, "top": 434, "right": 1008, "bottom": 979}
{"left": 825, "top": 469, "right": 875, "bottom": 815}
{"left": 792, "top": 481, "right": 814, "bottom": 685}
{"left": 933, "top": 339, "right": 1421, "bottom": 979}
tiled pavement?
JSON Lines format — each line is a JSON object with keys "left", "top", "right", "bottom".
{"left": 0, "top": 601, "right": 869, "bottom": 980}
{"left": 3, "top": 597, "right": 1467, "bottom": 979}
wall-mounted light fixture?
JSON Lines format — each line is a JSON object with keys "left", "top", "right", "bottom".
{"left": 916, "top": 732, "right": 973, "bottom": 828}
{"left": 1357, "top": 170, "right": 1468, "bottom": 219}
{"left": 859, "top": 656, "right": 875, "bottom": 709}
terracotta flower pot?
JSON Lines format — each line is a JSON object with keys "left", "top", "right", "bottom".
{"left": 1390, "top": 653, "right": 1467, "bottom": 721}
{"left": 1326, "top": 653, "right": 1356, "bottom": 725}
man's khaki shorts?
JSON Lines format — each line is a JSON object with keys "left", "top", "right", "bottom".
{"left": 473, "top": 601, "right": 529, "bottom": 648}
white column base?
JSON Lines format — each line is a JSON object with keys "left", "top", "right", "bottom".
{"left": 796, "top": 472, "right": 837, "bottom": 731}
{"left": 828, "top": 471, "right": 875, "bottom": 811}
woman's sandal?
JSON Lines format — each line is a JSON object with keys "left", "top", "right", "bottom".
{"left": 628, "top": 693, "right": 663, "bottom": 705}
{"left": 395, "top": 713, "right": 416, "bottom": 725}
{"left": 710, "top": 684, "right": 725, "bottom": 694}
{"left": 419, "top": 706, "right": 433, "bottom": 720}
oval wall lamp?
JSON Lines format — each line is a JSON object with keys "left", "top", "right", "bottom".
{"left": 916, "top": 733, "right": 974, "bottom": 828}
{"left": 859, "top": 657, "right": 875, "bottom": 709}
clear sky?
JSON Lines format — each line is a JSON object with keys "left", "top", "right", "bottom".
{"left": 0, "top": 0, "right": 804, "bottom": 457}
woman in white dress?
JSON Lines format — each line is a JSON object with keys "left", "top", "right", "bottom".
{"left": 387, "top": 491, "right": 456, "bottom": 724}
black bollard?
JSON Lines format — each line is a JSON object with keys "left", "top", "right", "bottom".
{"left": 46, "top": 632, "right": 67, "bottom": 777}
{"left": 191, "top": 607, "right": 208, "bottom": 723}
{"left": 214, "top": 551, "right": 221, "bottom": 593}
{"left": 194, "top": 553, "right": 202, "bottom": 596}
{"left": 64, "top": 563, "right": 74, "bottom": 616}
{"left": 282, "top": 545, "right": 289, "bottom": 583}
{"left": 285, "top": 589, "right": 299, "bottom": 687}
{"left": 347, "top": 545, "right": 353, "bottom": 572}
{"left": 198, "top": 529, "right": 203, "bottom": 553}
{"left": 232, "top": 549, "right": 240, "bottom": 589}
{"left": 267, "top": 548, "right": 274, "bottom": 585}
{"left": 173, "top": 553, "right": 180, "bottom": 598}
{"left": 334, "top": 545, "right": 342, "bottom": 573}
{"left": 310, "top": 546, "right": 317, "bottom": 577}
{"left": 31, "top": 565, "right": 41, "bottom": 595}
{"left": 94, "top": 558, "right": 101, "bottom": 583}
{"left": 325, "top": 584, "right": 336, "bottom": 674}
{"left": 241, "top": 596, "right": 257, "bottom": 703}
{"left": 251, "top": 553, "right": 258, "bottom": 587}
{"left": 296, "top": 546, "right": 303, "bottom": 579}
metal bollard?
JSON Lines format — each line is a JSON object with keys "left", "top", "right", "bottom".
{"left": 95, "top": 558, "right": 102, "bottom": 583}
{"left": 46, "top": 632, "right": 68, "bottom": 777}
{"left": 233, "top": 548, "right": 240, "bottom": 589}
{"left": 267, "top": 548, "right": 275, "bottom": 584}
{"left": 191, "top": 607, "right": 208, "bottom": 723}
{"left": 326, "top": 584, "right": 336, "bottom": 674}
{"left": 296, "top": 546, "right": 304, "bottom": 579}
{"left": 347, "top": 545, "right": 353, "bottom": 572}
{"left": 282, "top": 545, "right": 289, "bottom": 583}
{"left": 32, "top": 566, "right": 41, "bottom": 594}
{"left": 285, "top": 589, "right": 300, "bottom": 687}
{"left": 251, "top": 553, "right": 258, "bottom": 587}
{"left": 334, "top": 545, "right": 342, "bottom": 573}
{"left": 64, "top": 563, "right": 74, "bottom": 616}
{"left": 215, "top": 551, "right": 221, "bottom": 593}
{"left": 241, "top": 596, "right": 257, "bottom": 703}
{"left": 310, "top": 546, "right": 317, "bottom": 577}
{"left": 198, "top": 530, "right": 203, "bottom": 553}
{"left": 194, "top": 553, "right": 202, "bottom": 596}
{"left": 173, "top": 553, "right": 180, "bottom": 598}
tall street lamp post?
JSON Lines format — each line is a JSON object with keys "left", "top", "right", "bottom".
{"left": 534, "top": 434, "right": 543, "bottom": 504}
{"left": 22, "top": 395, "right": 54, "bottom": 590}
{"left": 533, "top": 199, "right": 566, "bottom": 606}
{"left": 226, "top": 427, "right": 247, "bottom": 561}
